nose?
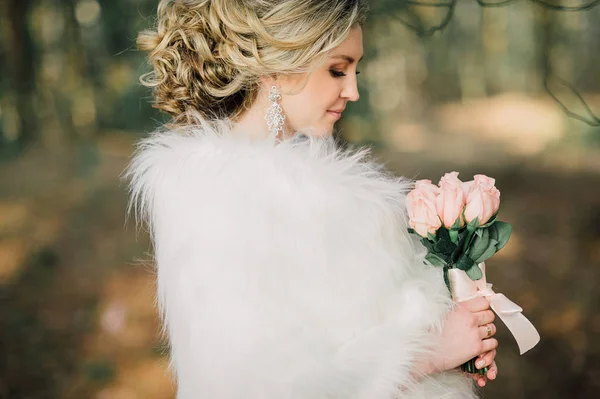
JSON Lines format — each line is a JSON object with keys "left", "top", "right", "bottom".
{"left": 341, "top": 74, "right": 360, "bottom": 102}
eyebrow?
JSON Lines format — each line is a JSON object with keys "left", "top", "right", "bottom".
{"left": 329, "top": 54, "right": 364, "bottom": 63}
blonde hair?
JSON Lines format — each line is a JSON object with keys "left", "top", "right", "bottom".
{"left": 137, "top": 0, "right": 368, "bottom": 125}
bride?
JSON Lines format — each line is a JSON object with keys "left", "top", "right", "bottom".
{"left": 126, "top": 0, "right": 499, "bottom": 398}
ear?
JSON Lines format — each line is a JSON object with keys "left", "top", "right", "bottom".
{"left": 258, "top": 75, "right": 278, "bottom": 91}
{"left": 259, "top": 74, "right": 304, "bottom": 96}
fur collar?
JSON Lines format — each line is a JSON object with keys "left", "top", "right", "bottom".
{"left": 125, "top": 121, "right": 477, "bottom": 398}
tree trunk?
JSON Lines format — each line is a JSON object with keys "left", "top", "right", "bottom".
{"left": 1, "top": 0, "right": 37, "bottom": 155}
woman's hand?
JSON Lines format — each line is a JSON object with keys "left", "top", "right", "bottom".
{"left": 436, "top": 296, "right": 498, "bottom": 372}
{"left": 414, "top": 296, "right": 499, "bottom": 378}
{"left": 470, "top": 319, "right": 499, "bottom": 387}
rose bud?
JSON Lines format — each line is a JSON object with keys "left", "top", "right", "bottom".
{"left": 435, "top": 172, "right": 466, "bottom": 229}
{"left": 406, "top": 179, "right": 442, "bottom": 237}
{"left": 464, "top": 174, "right": 501, "bottom": 226}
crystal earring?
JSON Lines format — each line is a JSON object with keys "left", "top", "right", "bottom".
{"left": 264, "top": 85, "right": 286, "bottom": 139}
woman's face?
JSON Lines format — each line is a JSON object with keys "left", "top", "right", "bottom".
{"left": 278, "top": 26, "right": 364, "bottom": 137}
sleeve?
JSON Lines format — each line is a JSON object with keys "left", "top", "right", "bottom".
{"left": 125, "top": 134, "right": 450, "bottom": 399}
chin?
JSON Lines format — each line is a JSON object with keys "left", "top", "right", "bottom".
{"left": 295, "top": 124, "right": 334, "bottom": 138}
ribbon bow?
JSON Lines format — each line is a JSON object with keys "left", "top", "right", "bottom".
{"left": 448, "top": 263, "right": 540, "bottom": 355}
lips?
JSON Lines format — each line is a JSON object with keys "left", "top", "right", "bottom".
{"left": 327, "top": 110, "right": 342, "bottom": 120}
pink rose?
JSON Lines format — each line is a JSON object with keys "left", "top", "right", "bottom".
{"left": 406, "top": 179, "right": 442, "bottom": 237}
{"left": 462, "top": 180, "right": 474, "bottom": 197}
{"left": 464, "top": 174, "right": 501, "bottom": 225}
{"left": 414, "top": 179, "right": 440, "bottom": 196}
{"left": 435, "top": 172, "right": 466, "bottom": 229}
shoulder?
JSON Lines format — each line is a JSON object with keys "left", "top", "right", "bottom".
{"left": 124, "top": 122, "right": 415, "bottom": 236}
{"left": 123, "top": 122, "right": 281, "bottom": 225}
{"left": 126, "top": 122, "right": 314, "bottom": 190}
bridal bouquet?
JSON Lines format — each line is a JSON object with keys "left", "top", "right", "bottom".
{"left": 406, "top": 173, "right": 511, "bottom": 287}
{"left": 406, "top": 172, "right": 511, "bottom": 375}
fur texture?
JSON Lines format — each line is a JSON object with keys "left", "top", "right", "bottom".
{"left": 125, "top": 120, "right": 478, "bottom": 398}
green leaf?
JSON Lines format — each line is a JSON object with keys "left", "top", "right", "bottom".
{"left": 494, "top": 221, "right": 512, "bottom": 251}
{"left": 479, "top": 211, "right": 499, "bottom": 228}
{"left": 455, "top": 230, "right": 468, "bottom": 250}
{"left": 455, "top": 254, "right": 476, "bottom": 271}
{"left": 467, "top": 216, "right": 480, "bottom": 232}
{"left": 466, "top": 265, "right": 483, "bottom": 280}
{"left": 458, "top": 229, "right": 474, "bottom": 258}
{"left": 457, "top": 228, "right": 468, "bottom": 240}
{"left": 420, "top": 238, "right": 435, "bottom": 253}
{"left": 488, "top": 223, "right": 499, "bottom": 242}
{"left": 440, "top": 254, "right": 452, "bottom": 263}
{"left": 468, "top": 228, "right": 490, "bottom": 260}
{"left": 450, "top": 217, "right": 462, "bottom": 230}
{"left": 451, "top": 239, "right": 465, "bottom": 264}
{"left": 426, "top": 253, "right": 447, "bottom": 267}
{"left": 449, "top": 229, "right": 459, "bottom": 244}
{"left": 437, "top": 227, "right": 451, "bottom": 242}
{"left": 427, "top": 232, "right": 437, "bottom": 242}
{"left": 443, "top": 267, "right": 451, "bottom": 292}
{"left": 434, "top": 238, "right": 457, "bottom": 257}
{"left": 407, "top": 228, "right": 416, "bottom": 235}
{"left": 473, "top": 238, "right": 498, "bottom": 264}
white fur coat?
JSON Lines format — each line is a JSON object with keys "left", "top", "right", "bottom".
{"left": 126, "top": 120, "right": 478, "bottom": 399}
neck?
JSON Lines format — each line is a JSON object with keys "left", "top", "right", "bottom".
{"left": 230, "top": 101, "right": 270, "bottom": 141}
{"left": 230, "top": 89, "right": 293, "bottom": 142}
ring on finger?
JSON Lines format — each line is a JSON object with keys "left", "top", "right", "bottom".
{"left": 485, "top": 324, "right": 492, "bottom": 338}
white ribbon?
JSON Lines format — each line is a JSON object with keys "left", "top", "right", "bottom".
{"left": 448, "top": 262, "right": 540, "bottom": 355}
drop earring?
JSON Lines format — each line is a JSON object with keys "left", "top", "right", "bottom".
{"left": 264, "top": 85, "right": 286, "bottom": 140}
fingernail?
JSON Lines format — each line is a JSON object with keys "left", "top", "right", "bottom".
{"left": 476, "top": 360, "right": 485, "bottom": 369}
{"left": 488, "top": 370, "right": 496, "bottom": 379}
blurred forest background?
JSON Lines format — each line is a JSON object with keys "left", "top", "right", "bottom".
{"left": 1, "top": 0, "right": 600, "bottom": 398}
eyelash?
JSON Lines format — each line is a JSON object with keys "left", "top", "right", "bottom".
{"left": 330, "top": 70, "right": 361, "bottom": 78}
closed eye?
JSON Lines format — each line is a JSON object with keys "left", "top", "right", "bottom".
{"left": 330, "top": 70, "right": 361, "bottom": 78}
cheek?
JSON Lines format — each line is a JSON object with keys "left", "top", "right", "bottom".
{"left": 304, "top": 77, "right": 339, "bottom": 114}
{"left": 281, "top": 95, "right": 311, "bottom": 125}
{"left": 283, "top": 93, "right": 325, "bottom": 125}
{"left": 280, "top": 74, "right": 341, "bottom": 131}
{"left": 314, "top": 74, "right": 340, "bottom": 101}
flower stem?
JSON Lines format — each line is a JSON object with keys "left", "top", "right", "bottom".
{"left": 461, "top": 358, "right": 488, "bottom": 375}
{"left": 462, "top": 229, "right": 475, "bottom": 254}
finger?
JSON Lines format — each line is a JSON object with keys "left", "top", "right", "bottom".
{"left": 487, "top": 361, "right": 498, "bottom": 380}
{"left": 477, "top": 375, "right": 487, "bottom": 387}
{"left": 459, "top": 296, "right": 489, "bottom": 312}
{"left": 466, "top": 372, "right": 484, "bottom": 385}
{"left": 478, "top": 323, "right": 496, "bottom": 339}
{"left": 481, "top": 337, "right": 499, "bottom": 353}
{"left": 475, "top": 349, "right": 496, "bottom": 370}
{"left": 475, "top": 310, "right": 495, "bottom": 326}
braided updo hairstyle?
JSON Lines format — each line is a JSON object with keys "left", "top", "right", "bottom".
{"left": 137, "top": 0, "right": 368, "bottom": 125}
